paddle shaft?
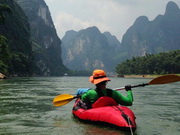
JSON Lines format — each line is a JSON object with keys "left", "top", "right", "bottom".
{"left": 114, "top": 83, "right": 148, "bottom": 91}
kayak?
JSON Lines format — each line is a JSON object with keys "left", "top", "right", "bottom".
{"left": 72, "top": 97, "right": 136, "bottom": 131}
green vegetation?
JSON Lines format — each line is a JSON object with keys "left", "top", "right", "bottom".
{"left": 116, "top": 50, "right": 180, "bottom": 75}
{"left": 0, "top": 36, "right": 9, "bottom": 74}
{"left": 0, "top": 4, "right": 12, "bottom": 24}
{"left": 0, "top": 2, "right": 33, "bottom": 76}
{"left": 0, "top": 4, "right": 11, "bottom": 75}
{"left": 0, "top": 1, "right": 68, "bottom": 77}
{"left": 0, "top": 35, "right": 32, "bottom": 76}
{"left": 67, "top": 70, "right": 92, "bottom": 76}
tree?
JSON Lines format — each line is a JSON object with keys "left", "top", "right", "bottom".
{"left": 0, "top": 35, "right": 10, "bottom": 74}
{"left": 115, "top": 50, "right": 180, "bottom": 75}
{"left": 0, "top": 4, "right": 12, "bottom": 74}
{"left": 0, "top": 4, "right": 12, "bottom": 24}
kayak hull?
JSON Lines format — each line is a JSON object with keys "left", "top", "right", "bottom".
{"left": 72, "top": 99, "right": 136, "bottom": 131}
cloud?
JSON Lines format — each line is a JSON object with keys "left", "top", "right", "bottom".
{"left": 52, "top": 0, "right": 127, "bottom": 39}
{"left": 54, "top": 11, "right": 111, "bottom": 38}
{"left": 54, "top": 12, "right": 90, "bottom": 37}
{"left": 44, "top": 0, "right": 180, "bottom": 40}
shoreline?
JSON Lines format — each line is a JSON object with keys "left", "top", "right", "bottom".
{"left": 123, "top": 75, "right": 158, "bottom": 79}
{"left": 120, "top": 74, "right": 180, "bottom": 79}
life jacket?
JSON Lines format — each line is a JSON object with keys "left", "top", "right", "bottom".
{"left": 92, "top": 88, "right": 118, "bottom": 108}
{"left": 92, "top": 96, "right": 118, "bottom": 108}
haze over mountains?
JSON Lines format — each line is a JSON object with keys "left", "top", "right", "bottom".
{"left": 62, "top": 1, "right": 180, "bottom": 72}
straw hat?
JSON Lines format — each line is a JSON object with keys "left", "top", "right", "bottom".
{"left": 89, "top": 69, "right": 110, "bottom": 85}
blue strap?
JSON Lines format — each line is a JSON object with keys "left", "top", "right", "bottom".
{"left": 76, "top": 88, "right": 90, "bottom": 95}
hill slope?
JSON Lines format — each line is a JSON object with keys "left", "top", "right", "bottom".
{"left": 62, "top": 26, "right": 121, "bottom": 72}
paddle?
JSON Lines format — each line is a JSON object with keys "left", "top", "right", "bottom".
{"left": 53, "top": 74, "right": 180, "bottom": 107}
{"left": 114, "top": 74, "right": 180, "bottom": 90}
{"left": 53, "top": 94, "right": 78, "bottom": 107}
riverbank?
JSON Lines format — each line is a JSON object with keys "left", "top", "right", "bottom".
{"left": 123, "top": 74, "right": 180, "bottom": 78}
{"left": 124, "top": 75, "right": 159, "bottom": 78}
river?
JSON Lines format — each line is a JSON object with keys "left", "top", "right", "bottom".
{"left": 0, "top": 77, "right": 179, "bottom": 135}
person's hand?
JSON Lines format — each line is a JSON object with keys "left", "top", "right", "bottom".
{"left": 125, "top": 85, "right": 132, "bottom": 91}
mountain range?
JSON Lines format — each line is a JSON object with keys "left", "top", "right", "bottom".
{"left": 62, "top": 1, "right": 180, "bottom": 72}
{"left": 121, "top": 1, "right": 180, "bottom": 57}
{"left": 0, "top": 1, "right": 180, "bottom": 76}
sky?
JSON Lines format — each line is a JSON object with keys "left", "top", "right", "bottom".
{"left": 44, "top": 0, "right": 180, "bottom": 41}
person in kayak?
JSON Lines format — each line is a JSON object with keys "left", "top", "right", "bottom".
{"left": 78, "top": 69, "right": 133, "bottom": 109}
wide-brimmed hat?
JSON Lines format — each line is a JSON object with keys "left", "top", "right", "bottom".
{"left": 89, "top": 69, "right": 110, "bottom": 85}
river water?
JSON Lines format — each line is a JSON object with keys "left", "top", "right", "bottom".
{"left": 0, "top": 77, "right": 179, "bottom": 135}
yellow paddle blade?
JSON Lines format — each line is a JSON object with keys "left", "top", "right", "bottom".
{"left": 53, "top": 94, "right": 75, "bottom": 107}
{"left": 149, "top": 74, "right": 180, "bottom": 85}
{"left": 53, "top": 99, "right": 74, "bottom": 107}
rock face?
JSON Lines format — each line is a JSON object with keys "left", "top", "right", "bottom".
{"left": 0, "top": 0, "right": 68, "bottom": 76}
{"left": 15, "top": 0, "right": 68, "bottom": 76}
{"left": 61, "top": 26, "right": 121, "bottom": 72}
{"left": 120, "top": 1, "right": 180, "bottom": 59}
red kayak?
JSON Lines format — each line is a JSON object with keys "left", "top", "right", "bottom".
{"left": 72, "top": 97, "right": 136, "bottom": 131}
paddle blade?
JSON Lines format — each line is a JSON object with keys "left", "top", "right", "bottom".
{"left": 53, "top": 94, "right": 75, "bottom": 107}
{"left": 149, "top": 74, "right": 180, "bottom": 85}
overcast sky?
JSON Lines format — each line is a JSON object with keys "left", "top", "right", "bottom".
{"left": 44, "top": 0, "right": 180, "bottom": 41}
